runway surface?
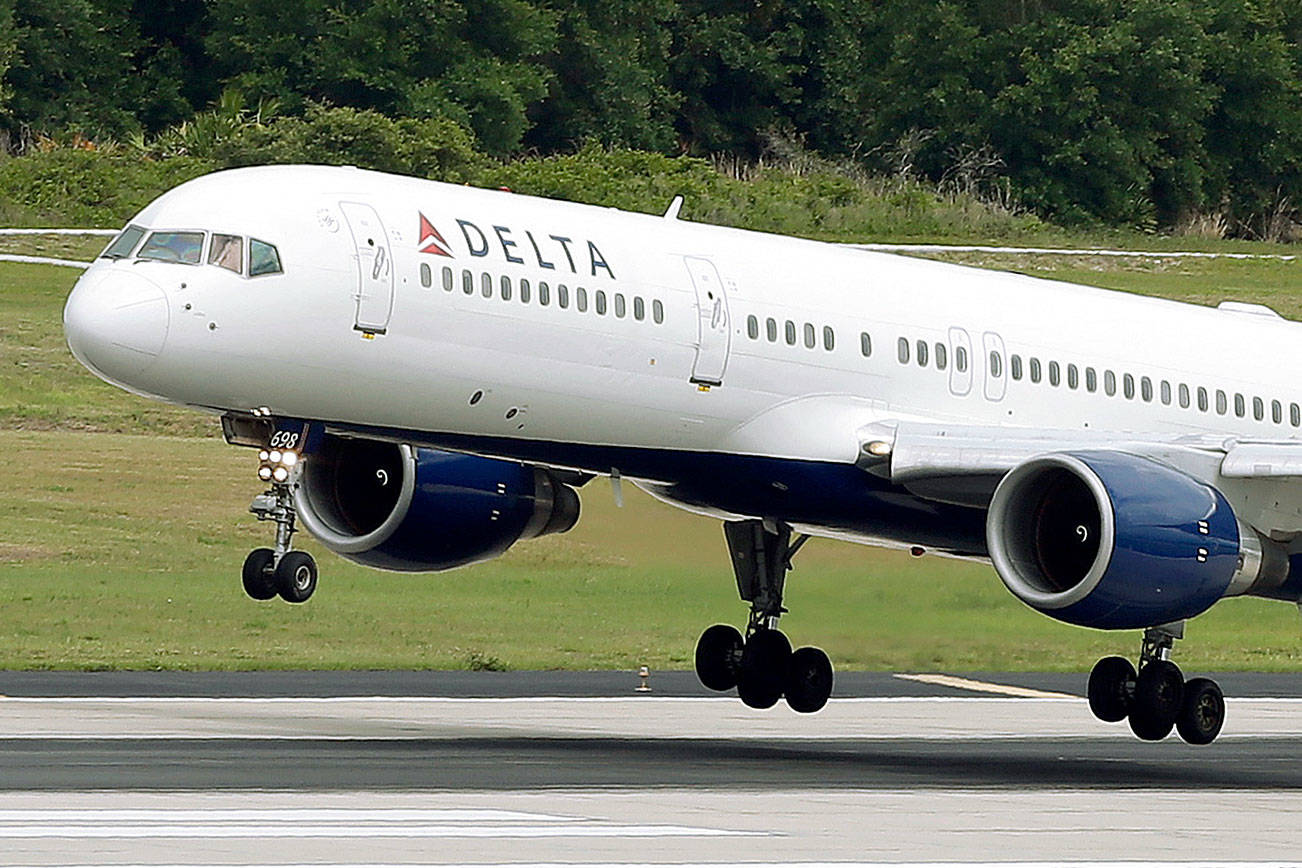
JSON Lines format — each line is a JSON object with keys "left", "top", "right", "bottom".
{"left": 2, "top": 670, "right": 1301, "bottom": 866}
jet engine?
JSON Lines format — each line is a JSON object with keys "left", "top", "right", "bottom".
{"left": 293, "top": 435, "right": 579, "bottom": 571}
{"left": 986, "top": 450, "right": 1255, "bottom": 629}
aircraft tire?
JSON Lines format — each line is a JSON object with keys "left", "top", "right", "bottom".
{"left": 784, "top": 646, "right": 833, "bottom": 713}
{"left": 241, "top": 548, "right": 277, "bottom": 601}
{"left": 736, "top": 629, "right": 791, "bottom": 710}
{"left": 1175, "top": 677, "right": 1225, "bottom": 745}
{"left": 694, "top": 624, "right": 744, "bottom": 691}
{"left": 1087, "top": 656, "right": 1135, "bottom": 722}
{"left": 274, "top": 551, "right": 318, "bottom": 604}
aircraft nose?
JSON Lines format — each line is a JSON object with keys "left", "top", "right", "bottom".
{"left": 63, "top": 268, "right": 171, "bottom": 383}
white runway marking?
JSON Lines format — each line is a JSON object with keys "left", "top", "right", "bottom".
{"left": 849, "top": 242, "right": 1298, "bottom": 260}
{"left": 0, "top": 253, "right": 90, "bottom": 268}
{"left": 894, "top": 673, "right": 1078, "bottom": 699}
{"left": 0, "top": 808, "right": 758, "bottom": 840}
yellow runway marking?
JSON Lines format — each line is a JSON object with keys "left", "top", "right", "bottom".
{"left": 895, "top": 673, "right": 1078, "bottom": 699}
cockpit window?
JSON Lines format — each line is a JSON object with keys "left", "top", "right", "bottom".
{"left": 249, "top": 239, "right": 282, "bottom": 276}
{"left": 137, "top": 231, "right": 205, "bottom": 264}
{"left": 209, "top": 234, "right": 244, "bottom": 274}
{"left": 100, "top": 225, "right": 146, "bottom": 260}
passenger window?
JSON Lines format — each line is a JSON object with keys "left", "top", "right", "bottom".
{"left": 249, "top": 239, "right": 282, "bottom": 276}
{"left": 1179, "top": 383, "right": 1190, "bottom": 408}
{"left": 747, "top": 315, "right": 759, "bottom": 340}
{"left": 558, "top": 284, "right": 570, "bottom": 309}
{"left": 767, "top": 318, "right": 778, "bottom": 342}
{"left": 1273, "top": 399, "right": 1283, "bottom": 424}
{"left": 538, "top": 281, "right": 550, "bottom": 306}
{"left": 614, "top": 294, "right": 626, "bottom": 318}
{"left": 860, "top": 332, "right": 872, "bottom": 357}
{"left": 482, "top": 272, "right": 493, "bottom": 298}
{"left": 991, "top": 352, "right": 1003, "bottom": 378}
{"left": 1293, "top": 403, "right": 1301, "bottom": 427}
{"left": 500, "top": 275, "right": 512, "bottom": 301}
{"left": 824, "top": 326, "right": 835, "bottom": 351}
{"left": 101, "top": 224, "right": 146, "bottom": 259}
{"left": 210, "top": 234, "right": 244, "bottom": 274}
{"left": 935, "top": 342, "right": 947, "bottom": 370}
{"left": 1141, "top": 377, "right": 1152, "bottom": 402}
{"left": 803, "top": 324, "right": 816, "bottom": 349}
{"left": 1067, "top": 364, "right": 1078, "bottom": 389}
{"left": 633, "top": 297, "right": 645, "bottom": 321}
{"left": 652, "top": 299, "right": 664, "bottom": 324}
{"left": 520, "top": 278, "right": 531, "bottom": 303}
{"left": 917, "top": 340, "right": 929, "bottom": 366}
{"left": 1048, "top": 361, "right": 1060, "bottom": 387}
{"left": 897, "top": 337, "right": 910, "bottom": 364}
{"left": 462, "top": 269, "right": 474, "bottom": 294}
{"left": 1029, "top": 358, "right": 1041, "bottom": 383}
{"left": 442, "top": 267, "right": 453, "bottom": 291}
{"left": 956, "top": 346, "right": 968, "bottom": 372}
{"left": 1123, "top": 373, "right": 1135, "bottom": 400}
{"left": 419, "top": 263, "right": 432, "bottom": 288}
{"left": 596, "top": 290, "right": 607, "bottom": 315}
{"left": 1010, "top": 355, "right": 1022, "bottom": 380}
{"left": 577, "top": 287, "right": 588, "bottom": 312}
{"left": 1104, "top": 370, "right": 1116, "bottom": 396}
{"left": 1254, "top": 396, "right": 1265, "bottom": 421}
{"left": 1234, "top": 393, "right": 1245, "bottom": 417}
{"left": 1160, "top": 380, "right": 1171, "bottom": 405}
{"left": 140, "top": 230, "right": 205, "bottom": 265}
{"left": 1198, "top": 387, "right": 1209, "bottom": 412}
{"left": 1216, "top": 390, "right": 1227, "bottom": 415}
{"left": 1085, "top": 367, "right": 1097, "bottom": 392}
{"left": 784, "top": 321, "right": 796, "bottom": 345}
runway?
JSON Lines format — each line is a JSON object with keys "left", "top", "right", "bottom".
{"left": 2, "top": 671, "right": 1301, "bottom": 866}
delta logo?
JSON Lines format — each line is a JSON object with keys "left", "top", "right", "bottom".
{"left": 416, "top": 210, "right": 616, "bottom": 280}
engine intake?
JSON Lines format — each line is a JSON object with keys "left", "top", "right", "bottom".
{"left": 294, "top": 435, "right": 579, "bottom": 572}
{"left": 987, "top": 451, "right": 1242, "bottom": 629}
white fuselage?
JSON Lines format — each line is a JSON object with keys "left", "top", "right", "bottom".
{"left": 63, "top": 165, "right": 1302, "bottom": 555}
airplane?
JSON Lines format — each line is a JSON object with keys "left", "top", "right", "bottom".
{"left": 61, "top": 164, "right": 1302, "bottom": 745}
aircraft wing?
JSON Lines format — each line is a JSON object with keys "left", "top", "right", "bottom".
{"left": 857, "top": 419, "right": 1302, "bottom": 509}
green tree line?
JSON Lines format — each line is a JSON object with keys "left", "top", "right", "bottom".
{"left": 0, "top": 0, "right": 1299, "bottom": 233}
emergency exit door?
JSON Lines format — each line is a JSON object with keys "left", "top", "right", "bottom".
{"left": 684, "top": 256, "right": 731, "bottom": 386}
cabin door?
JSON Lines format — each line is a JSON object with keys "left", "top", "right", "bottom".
{"left": 340, "top": 201, "right": 394, "bottom": 334}
{"left": 684, "top": 256, "right": 731, "bottom": 386}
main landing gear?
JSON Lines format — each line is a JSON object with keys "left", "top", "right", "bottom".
{"left": 1087, "top": 622, "right": 1225, "bottom": 745}
{"left": 242, "top": 447, "right": 318, "bottom": 604}
{"left": 694, "top": 519, "right": 834, "bottom": 713}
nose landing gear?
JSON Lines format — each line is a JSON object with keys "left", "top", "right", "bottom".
{"left": 1087, "top": 622, "right": 1225, "bottom": 744}
{"left": 244, "top": 448, "right": 318, "bottom": 604}
{"left": 693, "top": 519, "right": 834, "bottom": 713}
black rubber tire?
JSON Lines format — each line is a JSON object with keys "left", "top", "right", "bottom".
{"left": 736, "top": 629, "right": 791, "bottom": 710}
{"left": 1128, "top": 707, "right": 1174, "bottom": 741}
{"left": 694, "top": 624, "right": 744, "bottom": 691}
{"left": 785, "top": 646, "right": 834, "bottom": 714}
{"left": 1087, "top": 656, "right": 1136, "bottom": 723}
{"left": 274, "top": 551, "right": 318, "bottom": 604}
{"left": 1134, "top": 659, "right": 1184, "bottom": 723}
{"left": 241, "top": 548, "right": 277, "bottom": 601}
{"left": 1176, "top": 677, "right": 1225, "bottom": 745}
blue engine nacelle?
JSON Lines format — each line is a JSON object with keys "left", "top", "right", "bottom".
{"left": 294, "top": 436, "right": 580, "bottom": 572}
{"left": 986, "top": 451, "right": 1243, "bottom": 629}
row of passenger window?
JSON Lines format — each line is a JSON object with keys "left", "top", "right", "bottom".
{"left": 1006, "top": 352, "right": 1302, "bottom": 425}
{"left": 423, "top": 265, "right": 663, "bottom": 323}
{"left": 896, "top": 337, "right": 970, "bottom": 373}
{"left": 745, "top": 315, "right": 836, "bottom": 352}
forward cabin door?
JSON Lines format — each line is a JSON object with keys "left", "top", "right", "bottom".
{"left": 684, "top": 256, "right": 731, "bottom": 386}
{"left": 341, "top": 201, "right": 394, "bottom": 334}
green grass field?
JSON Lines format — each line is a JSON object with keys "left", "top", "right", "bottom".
{"left": 2, "top": 242, "right": 1301, "bottom": 671}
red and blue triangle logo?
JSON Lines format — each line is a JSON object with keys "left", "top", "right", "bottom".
{"left": 418, "top": 213, "right": 452, "bottom": 257}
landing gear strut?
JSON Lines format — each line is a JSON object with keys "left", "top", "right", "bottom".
{"left": 1087, "top": 622, "right": 1225, "bottom": 744}
{"left": 244, "top": 448, "right": 317, "bottom": 604}
{"left": 693, "top": 519, "right": 834, "bottom": 713}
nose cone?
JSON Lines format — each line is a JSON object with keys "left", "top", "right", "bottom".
{"left": 64, "top": 269, "right": 171, "bottom": 385}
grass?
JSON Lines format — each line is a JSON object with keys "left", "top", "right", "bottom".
{"left": 1, "top": 240, "right": 1301, "bottom": 671}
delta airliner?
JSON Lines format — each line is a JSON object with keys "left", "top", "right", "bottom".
{"left": 62, "top": 165, "right": 1302, "bottom": 744}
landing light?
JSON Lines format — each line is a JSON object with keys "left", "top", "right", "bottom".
{"left": 866, "top": 440, "right": 893, "bottom": 457}
{"left": 258, "top": 466, "right": 273, "bottom": 481}
{"left": 258, "top": 450, "right": 270, "bottom": 461}
{"left": 272, "top": 466, "right": 289, "bottom": 483}
{"left": 269, "top": 450, "right": 283, "bottom": 464}
{"left": 281, "top": 451, "right": 299, "bottom": 466}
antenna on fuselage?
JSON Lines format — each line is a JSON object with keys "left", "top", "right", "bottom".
{"left": 663, "top": 195, "right": 684, "bottom": 221}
